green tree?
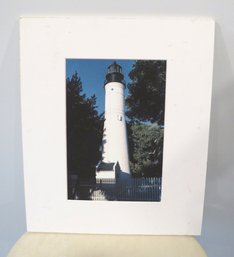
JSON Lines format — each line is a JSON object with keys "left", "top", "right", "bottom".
{"left": 126, "top": 60, "right": 166, "bottom": 177}
{"left": 66, "top": 71, "right": 103, "bottom": 181}
{"left": 128, "top": 123, "right": 163, "bottom": 177}
{"left": 126, "top": 60, "right": 166, "bottom": 125}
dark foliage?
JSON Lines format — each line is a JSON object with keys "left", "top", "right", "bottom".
{"left": 126, "top": 60, "right": 166, "bottom": 177}
{"left": 127, "top": 123, "right": 163, "bottom": 177}
{"left": 126, "top": 60, "right": 166, "bottom": 126}
{"left": 66, "top": 72, "right": 103, "bottom": 182}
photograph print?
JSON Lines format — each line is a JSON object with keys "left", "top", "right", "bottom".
{"left": 66, "top": 59, "right": 166, "bottom": 201}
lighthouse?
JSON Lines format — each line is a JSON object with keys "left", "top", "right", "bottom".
{"left": 96, "top": 61, "right": 130, "bottom": 181}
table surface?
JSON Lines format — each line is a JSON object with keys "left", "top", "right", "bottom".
{"left": 7, "top": 233, "right": 207, "bottom": 257}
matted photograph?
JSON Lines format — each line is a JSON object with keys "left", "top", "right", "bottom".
{"left": 20, "top": 17, "right": 214, "bottom": 234}
{"left": 66, "top": 59, "right": 166, "bottom": 201}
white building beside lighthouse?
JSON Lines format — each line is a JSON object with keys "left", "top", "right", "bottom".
{"left": 96, "top": 62, "right": 130, "bottom": 182}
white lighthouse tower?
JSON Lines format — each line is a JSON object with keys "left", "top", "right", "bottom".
{"left": 96, "top": 62, "right": 130, "bottom": 181}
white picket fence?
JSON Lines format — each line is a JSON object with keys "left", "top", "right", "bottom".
{"left": 75, "top": 177, "right": 161, "bottom": 201}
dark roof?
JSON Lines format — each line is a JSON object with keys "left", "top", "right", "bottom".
{"left": 107, "top": 61, "right": 122, "bottom": 70}
{"left": 97, "top": 162, "right": 115, "bottom": 171}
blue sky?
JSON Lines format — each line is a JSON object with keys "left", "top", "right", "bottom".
{"left": 66, "top": 59, "right": 135, "bottom": 114}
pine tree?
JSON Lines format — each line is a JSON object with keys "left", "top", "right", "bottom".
{"left": 126, "top": 60, "right": 166, "bottom": 125}
{"left": 66, "top": 71, "right": 103, "bottom": 181}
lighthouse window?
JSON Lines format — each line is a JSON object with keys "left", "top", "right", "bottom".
{"left": 117, "top": 115, "right": 122, "bottom": 121}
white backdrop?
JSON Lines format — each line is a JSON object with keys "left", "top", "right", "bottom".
{"left": 0, "top": 1, "right": 234, "bottom": 257}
